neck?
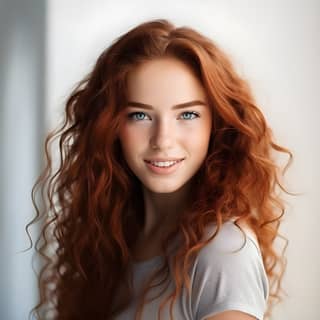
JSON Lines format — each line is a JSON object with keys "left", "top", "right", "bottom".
{"left": 140, "top": 181, "right": 193, "bottom": 238}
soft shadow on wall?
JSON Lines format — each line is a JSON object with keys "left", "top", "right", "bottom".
{"left": 0, "top": 0, "right": 46, "bottom": 319}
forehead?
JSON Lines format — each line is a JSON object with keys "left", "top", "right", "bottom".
{"left": 126, "top": 57, "right": 207, "bottom": 105}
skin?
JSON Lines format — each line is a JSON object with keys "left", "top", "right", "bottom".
{"left": 118, "top": 57, "right": 213, "bottom": 241}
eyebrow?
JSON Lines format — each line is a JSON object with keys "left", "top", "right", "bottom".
{"left": 126, "top": 100, "right": 207, "bottom": 110}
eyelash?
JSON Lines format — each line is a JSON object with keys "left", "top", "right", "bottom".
{"left": 127, "top": 111, "right": 200, "bottom": 121}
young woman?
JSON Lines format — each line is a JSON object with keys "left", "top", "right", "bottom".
{"left": 27, "top": 19, "right": 294, "bottom": 320}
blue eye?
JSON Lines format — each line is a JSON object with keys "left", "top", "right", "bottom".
{"left": 128, "top": 111, "right": 200, "bottom": 121}
{"left": 182, "top": 111, "right": 199, "bottom": 120}
{"left": 128, "top": 112, "right": 150, "bottom": 121}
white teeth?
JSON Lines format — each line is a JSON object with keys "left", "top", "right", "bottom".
{"left": 150, "top": 160, "right": 179, "bottom": 167}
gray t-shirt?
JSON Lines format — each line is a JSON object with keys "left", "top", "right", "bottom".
{"left": 114, "top": 220, "right": 269, "bottom": 320}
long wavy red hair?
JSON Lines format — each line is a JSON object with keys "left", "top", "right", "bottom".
{"left": 26, "top": 19, "right": 296, "bottom": 320}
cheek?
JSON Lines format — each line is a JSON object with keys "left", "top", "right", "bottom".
{"left": 183, "top": 122, "right": 212, "bottom": 147}
{"left": 184, "top": 134, "right": 210, "bottom": 154}
{"left": 119, "top": 127, "right": 130, "bottom": 142}
{"left": 118, "top": 126, "right": 146, "bottom": 151}
{"left": 118, "top": 129, "right": 136, "bottom": 165}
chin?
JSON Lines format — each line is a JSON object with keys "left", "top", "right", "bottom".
{"left": 144, "top": 185, "right": 180, "bottom": 194}
{"left": 142, "top": 180, "right": 187, "bottom": 194}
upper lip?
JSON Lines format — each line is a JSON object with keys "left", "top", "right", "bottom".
{"left": 145, "top": 158, "right": 185, "bottom": 162}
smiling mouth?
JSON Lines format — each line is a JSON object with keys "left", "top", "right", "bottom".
{"left": 144, "top": 159, "right": 184, "bottom": 166}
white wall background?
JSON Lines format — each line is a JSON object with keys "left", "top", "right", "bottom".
{"left": 0, "top": 0, "right": 46, "bottom": 319}
{"left": 1, "top": 0, "right": 319, "bottom": 319}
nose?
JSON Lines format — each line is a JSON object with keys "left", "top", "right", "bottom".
{"left": 149, "top": 118, "right": 175, "bottom": 150}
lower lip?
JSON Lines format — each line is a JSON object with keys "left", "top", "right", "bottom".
{"left": 144, "top": 160, "right": 184, "bottom": 175}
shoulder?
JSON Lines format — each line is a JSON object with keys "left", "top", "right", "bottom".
{"left": 193, "top": 220, "right": 267, "bottom": 286}
{"left": 189, "top": 221, "right": 269, "bottom": 320}
{"left": 194, "top": 220, "right": 261, "bottom": 268}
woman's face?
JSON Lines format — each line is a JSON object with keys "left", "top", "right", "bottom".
{"left": 118, "top": 57, "right": 212, "bottom": 194}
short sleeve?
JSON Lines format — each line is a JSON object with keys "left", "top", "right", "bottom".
{"left": 190, "top": 222, "right": 269, "bottom": 320}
